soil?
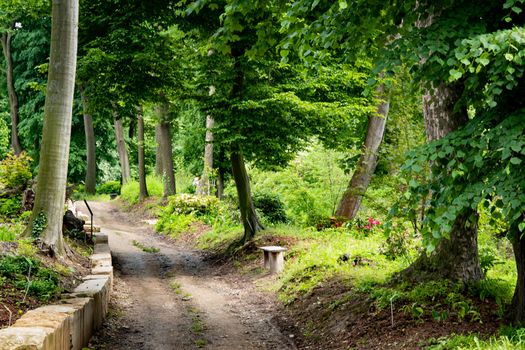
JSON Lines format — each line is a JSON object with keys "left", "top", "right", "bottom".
{"left": 83, "top": 201, "right": 296, "bottom": 350}
{"left": 82, "top": 200, "right": 503, "bottom": 350}
{"left": 0, "top": 237, "right": 91, "bottom": 329}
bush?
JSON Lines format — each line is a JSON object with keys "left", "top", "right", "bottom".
{"left": 97, "top": 180, "right": 121, "bottom": 194}
{"left": 0, "top": 196, "right": 21, "bottom": 217}
{"left": 165, "top": 194, "right": 219, "bottom": 216}
{"left": 120, "top": 175, "right": 163, "bottom": 204}
{"left": 0, "top": 152, "right": 32, "bottom": 190}
{"left": 0, "top": 254, "right": 61, "bottom": 302}
{"left": 253, "top": 192, "right": 288, "bottom": 224}
{"left": 156, "top": 212, "right": 196, "bottom": 238}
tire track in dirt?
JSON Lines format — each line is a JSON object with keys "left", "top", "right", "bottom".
{"left": 82, "top": 201, "right": 295, "bottom": 350}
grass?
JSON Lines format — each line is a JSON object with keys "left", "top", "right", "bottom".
{"left": 426, "top": 329, "right": 525, "bottom": 350}
{"left": 121, "top": 175, "right": 163, "bottom": 205}
{"left": 132, "top": 240, "right": 160, "bottom": 253}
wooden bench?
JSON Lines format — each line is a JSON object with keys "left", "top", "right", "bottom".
{"left": 258, "top": 246, "right": 287, "bottom": 274}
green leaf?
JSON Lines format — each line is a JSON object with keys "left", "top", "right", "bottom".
{"left": 519, "top": 222, "right": 525, "bottom": 232}
{"left": 449, "top": 69, "right": 463, "bottom": 80}
{"left": 510, "top": 157, "right": 522, "bottom": 165}
{"left": 512, "top": 6, "right": 523, "bottom": 14}
{"left": 338, "top": 0, "right": 348, "bottom": 10}
{"left": 505, "top": 53, "right": 514, "bottom": 61}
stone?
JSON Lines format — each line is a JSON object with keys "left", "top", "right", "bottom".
{"left": 72, "top": 276, "right": 111, "bottom": 330}
{"left": 0, "top": 326, "right": 55, "bottom": 350}
{"left": 259, "top": 246, "right": 287, "bottom": 274}
{"left": 94, "top": 232, "right": 108, "bottom": 244}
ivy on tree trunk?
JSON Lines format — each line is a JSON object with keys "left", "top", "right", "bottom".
{"left": 26, "top": 0, "right": 79, "bottom": 255}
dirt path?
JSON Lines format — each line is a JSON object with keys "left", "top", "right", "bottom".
{"left": 80, "top": 201, "right": 295, "bottom": 350}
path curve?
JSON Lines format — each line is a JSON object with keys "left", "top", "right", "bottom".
{"left": 81, "top": 201, "right": 295, "bottom": 350}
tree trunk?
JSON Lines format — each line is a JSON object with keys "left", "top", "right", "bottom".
{"left": 508, "top": 221, "right": 525, "bottom": 325}
{"left": 1, "top": 30, "right": 22, "bottom": 155}
{"left": 26, "top": 0, "right": 79, "bottom": 255}
{"left": 137, "top": 106, "right": 148, "bottom": 201}
{"left": 230, "top": 145, "right": 264, "bottom": 243}
{"left": 113, "top": 115, "right": 131, "bottom": 185}
{"left": 79, "top": 86, "right": 96, "bottom": 194}
{"left": 200, "top": 115, "right": 215, "bottom": 195}
{"left": 336, "top": 83, "right": 389, "bottom": 219}
{"left": 155, "top": 124, "right": 163, "bottom": 177}
{"left": 399, "top": 82, "right": 483, "bottom": 284}
{"left": 157, "top": 103, "right": 176, "bottom": 197}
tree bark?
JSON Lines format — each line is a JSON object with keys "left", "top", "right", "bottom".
{"left": 113, "top": 114, "right": 131, "bottom": 185}
{"left": 27, "top": 0, "right": 79, "bottom": 255}
{"left": 137, "top": 106, "right": 148, "bottom": 201}
{"left": 230, "top": 145, "right": 264, "bottom": 243}
{"left": 336, "top": 83, "right": 389, "bottom": 219}
{"left": 229, "top": 51, "right": 263, "bottom": 242}
{"left": 157, "top": 103, "right": 176, "bottom": 197}
{"left": 200, "top": 115, "right": 215, "bottom": 195}
{"left": 1, "top": 30, "right": 22, "bottom": 155}
{"left": 79, "top": 86, "right": 96, "bottom": 194}
{"left": 399, "top": 82, "right": 483, "bottom": 284}
{"left": 154, "top": 124, "right": 163, "bottom": 177}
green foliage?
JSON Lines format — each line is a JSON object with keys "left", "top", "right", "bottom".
{"left": 155, "top": 212, "right": 196, "bottom": 238}
{"left": 30, "top": 211, "right": 47, "bottom": 239}
{"left": 253, "top": 191, "right": 288, "bottom": 224}
{"left": 0, "top": 105, "right": 9, "bottom": 159}
{"left": 0, "top": 225, "right": 17, "bottom": 241}
{"left": 0, "top": 254, "right": 60, "bottom": 302}
{"left": 164, "top": 194, "right": 219, "bottom": 216}
{"left": 119, "top": 175, "right": 163, "bottom": 205}
{"left": 97, "top": 180, "right": 121, "bottom": 195}
{"left": 0, "top": 152, "right": 32, "bottom": 190}
{"left": 0, "top": 196, "right": 21, "bottom": 217}
{"left": 132, "top": 240, "right": 160, "bottom": 253}
{"left": 427, "top": 329, "right": 525, "bottom": 350}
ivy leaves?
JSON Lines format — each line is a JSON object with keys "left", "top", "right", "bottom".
{"left": 447, "top": 28, "right": 525, "bottom": 108}
{"left": 400, "top": 111, "right": 525, "bottom": 250}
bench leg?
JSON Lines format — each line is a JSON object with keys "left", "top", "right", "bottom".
{"left": 269, "top": 252, "right": 284, "bottom": 274}
{"left": 263, "top": 251, "right": 270, "bottom": 269}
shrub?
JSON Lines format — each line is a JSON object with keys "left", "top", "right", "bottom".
{"left": 0, "top": 224, "right": 17, "bottom": 241}
{"left": 165, "top": 194, "right": 219, "bottom": 216}
{"left": 156, "top": 212, "right": 196, "bottom": 238}
{"left": 120, "top": 175, "right": 163, "bottom": 204}
{"left": 253, "top": 192, "right": 288, "bottom": 224}
{"left": 97, "top": 180, "right": 121, "bottom": 194}
{"left": 0, "top": 254, "right": 61, "bottom": 302}
{"left": 0, "top": 152, "right": 32, "bottom": 190}
{"left": 0, "top": 196, "right": 21, "bottom": 217}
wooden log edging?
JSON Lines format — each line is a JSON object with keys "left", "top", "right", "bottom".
{"left": 0, "top": 232, "right": 112, "bottom": 350}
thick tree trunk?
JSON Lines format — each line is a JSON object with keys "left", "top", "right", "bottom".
{"left": 113, "top": 115, "right": 131, "bottom": 185}
{"left": 399, "top": 82, "right": 483, "bottom": 284}
{"left": 336, "top": 83, "right": 389, "bottom": 219}
{"left": 154, "top": 124, "right": 163, "bottom": 177}
{"left": 1, "top": 30, "right": 22, "bottom": 155}
{"left": 79, "top": 86, "right": 96, "bottom": 194}
{"left": 508, "top": 222, "right": 525, "bottom": 325}
{"left": 157, "top": 103, "right": 176, "bottom": 197}
{"left": 27, "top": 0, "right": 79, "bottom": 255}
{"left": 230, "top": 145, "right": 264, "bottom": 243}
{"left": 137, "top": 107, "right": 148, "bottom": 201}
{"left": 200, "top": 115, "right": 215, "bottom": 195}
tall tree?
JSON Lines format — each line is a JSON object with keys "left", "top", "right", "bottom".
{"left": 0, "top": 0, "right": 48, "bottom": 155}
{"left": 137, "top": 106, "right": 148, "bottom": 200}
{"left": 113, "top": 112, "right": 131, "bottom": 185}
{"left": 26, "top": 0, "right": 78, "bottom": 254}
{"left": 157, "top": 102, "right": 176, "bottom": 197}
{"left": 336, "top": 83, "right": 389, "bottom": 219}
{"left": 79, "top": 85, "right": 96, "bottom": 194}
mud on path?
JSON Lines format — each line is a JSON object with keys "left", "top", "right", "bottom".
{"left": 79, "top": 201, "right": 296, "bottom": 350}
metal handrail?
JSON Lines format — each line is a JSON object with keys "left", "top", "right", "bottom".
{"left": 83, "top": 199, "right": 94, "bottom": 243}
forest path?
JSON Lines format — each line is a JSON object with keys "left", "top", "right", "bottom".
{"left": 79, "top": 201, "right": 295, "bottom": 350}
